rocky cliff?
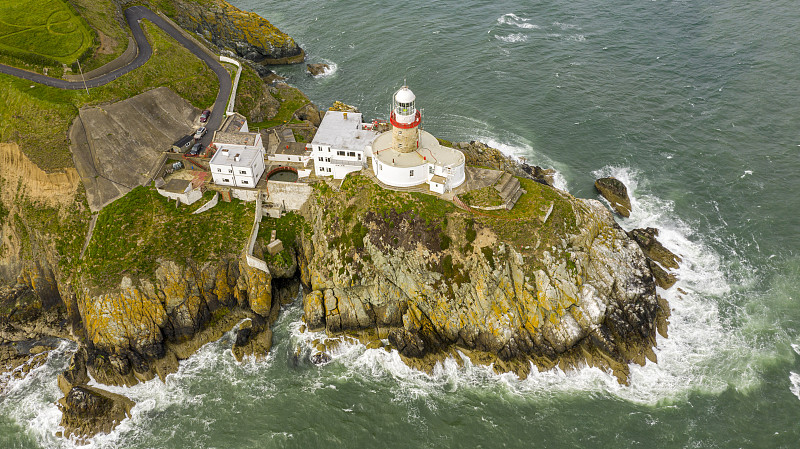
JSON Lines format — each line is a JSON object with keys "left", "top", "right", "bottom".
{"left": 299, "top": 174, "right": 670, "bottom": 383}
{"left": 169, "top": 0, "right": 304, "bottom": 73}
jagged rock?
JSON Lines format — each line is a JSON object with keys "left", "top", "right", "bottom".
{"left": 594, "top": 177, "right": 632, "bottom": 217}
{"left": 294, "top": 103, "right": 322, "bottom": 127}
{"left": 628, "top": 227, "right": 681, "bottom": 269}
{"left": 170, "top": 0, "right": 304, "bottom": 70}
{"left": 58, "top": 385, "right": 134, "bottom": 440}
{"left": 306, "top": 63, "right": 329, "bottom": 76}
{"left": 457, "top": 141, "right": 555, "bottom": 186}
{"left": 58, "top": 347, "right": 89, "bottom": 395}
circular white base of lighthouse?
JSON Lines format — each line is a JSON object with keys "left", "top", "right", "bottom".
{"left": 371, "top": 129, "right": 466, "bottom": 190}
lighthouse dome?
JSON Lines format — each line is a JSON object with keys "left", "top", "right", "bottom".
{"left": 394, "top": 87, "right": 415, "bottom": 104}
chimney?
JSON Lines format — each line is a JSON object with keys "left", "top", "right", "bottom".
{"left": 343, "top": 112, "right": 348, "bottom": 120}
{"left": 234, "top": 153, "right": 240, "bottom": 162}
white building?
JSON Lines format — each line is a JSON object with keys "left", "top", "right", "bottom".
{"left": 310, "top": 111, "right": 379, "bottom": 179}
{"left": 208, "top": 130, "right": 266, "bottom": 188}
{"left": 371, "top": 86, "right": 466, "bottom": 194}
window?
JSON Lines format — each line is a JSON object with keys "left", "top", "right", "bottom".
{"left": 242, "top": 180, "right": 249, "bottom": 185}
{"left": 429, "top": 166, "right": 434, "bottom": 174}
{"left": 410, "top": 169, "right": 414, "bottom": 177}
{"left": 327, "top": 167, "right": 331, "bottom": 172}
{"left": 223, "top": 178, "right": 230, "bottom": 183}
{"left": 217, "top": 168, "right": 222, "bottom": 172}
{"left": 325, "top": 158, "right": 330, "bottom": 162}
{"left": 347, "top": 151, "right": 356, "bottom": 157}
{"left": 358, "top": 154, "right": 361, "bottom": 160}
{"left": 240, "top": 170, "right": 246, "bottom": 175}
{"left": 337, "top": 151, "right": 345, "bottom": 156}
{"left": 318, "top": 157, "right": 323, "bottom": 162}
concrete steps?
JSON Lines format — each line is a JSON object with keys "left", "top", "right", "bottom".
{"left": 492, "top": 171, "right": 525, "bottom": 210}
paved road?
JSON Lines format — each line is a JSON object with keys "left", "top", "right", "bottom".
{"left": 0, "top": 6, "right": 231, "bottom": 146}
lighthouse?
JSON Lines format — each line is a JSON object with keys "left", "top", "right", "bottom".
{"left": 390, "top": 86, "right": 422, "bottom": 153}
{"left": 371, "top": 84, "right": 467, "bottom": 193}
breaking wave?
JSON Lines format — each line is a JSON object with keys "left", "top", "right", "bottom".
{"left": 494, "top": 33, "right": 528, "bottom": 43}
{"left": 497, "top": 13, "right": 539, "bottom": 29}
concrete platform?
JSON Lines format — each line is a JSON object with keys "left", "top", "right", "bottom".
{"left": 69, "top": 87, "right": 199, "bottom": 211}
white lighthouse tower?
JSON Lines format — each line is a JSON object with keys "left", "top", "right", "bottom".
{"left": 390, "top": 86, "right": 421, "bottom": 153}
{"left": 371, "top": 84, "right": 466, "bottom": 193}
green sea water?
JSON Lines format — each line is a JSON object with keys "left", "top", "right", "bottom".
{"left": 3, "top": 0, "right": 800, "bottom": 446}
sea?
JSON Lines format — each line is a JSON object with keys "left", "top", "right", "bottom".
{"left": 2, "top": 0, "right": 800, "bottom": 446}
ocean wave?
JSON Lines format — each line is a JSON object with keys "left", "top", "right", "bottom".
{"left": 494, "top": 33, "right": 527, "bottom": 43}
{"left": 497, "top": 13, "right": 539, "bottom": 29}
{"left": 791, "top": 372, "right": 800, "bottom": 401}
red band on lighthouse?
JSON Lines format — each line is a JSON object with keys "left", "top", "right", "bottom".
{"left": 390, "top": 110, "right": 421, "bottom": 129}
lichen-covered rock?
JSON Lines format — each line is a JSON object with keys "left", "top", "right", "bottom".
{"left": 74, "top": 256, "right": 283, "bottom": 386}
{"left": 58, "top": 385, "right": 134, "bottom": 440}
{"left": 171, "top": 0, "right": 304, "bottom": 71}
{"left": 595, "top": 177, "right": 632, "bottom": 217}
{"left": 301, "top": 175, "right": 668, "bottom": 383}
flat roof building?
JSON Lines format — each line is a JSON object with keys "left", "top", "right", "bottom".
{"left": 310, "top": 111, "right": 379, "bottom": 179}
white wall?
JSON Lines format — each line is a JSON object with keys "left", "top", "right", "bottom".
{"left": 375, "top": 160, "right": 428, "bottom": 187}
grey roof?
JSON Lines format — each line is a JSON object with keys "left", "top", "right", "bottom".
{"left": 311, "top": 111, "right": 378, "bottom": 152}
{"left": 213, "top": 131, "right": 259, "bottom": 146}
{"left": 209, "top": 147, "right": 262, "bottom": 168}
{"left": 160, "top": 178, "right": 190, "bottom": 194}
{"left": 220, "top": 113, "right": 247, "bottom": 133}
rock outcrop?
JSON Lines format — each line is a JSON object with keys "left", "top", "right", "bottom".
{"left": 75, "top": 257, "right": 285, "bottom": 386}
{"left": 58, "top": 385, "right": 134, "bottom": 440}
{"left": 628, "top": 227, "right": 681, "bottom": 289}
{"left": 170, "top": 0, "right": 304, "bottom": 74}
{"left": 300, "top": 174, "right": 670, "bottom": 383}
{"left": 595, "top": 177, "right": 632, "bottom": 217}
{"left": 455, "top": 141, "right": 556, "bottom": 186}
{"left": 306, "top": 63, "right": 330, "bottom": 76}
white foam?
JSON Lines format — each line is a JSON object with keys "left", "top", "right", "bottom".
{"left": 310, "top": 60, "right": 338, "bottom": 78}
{"left": 497, "top": 13, "right": 539, "bottom": 29}
{"left": 791, "top": 372, "right": 800, "bottom": 401}
{"left": 494, "top": 33, "right": 528, "bottom": 43}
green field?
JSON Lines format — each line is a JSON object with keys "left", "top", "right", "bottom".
{"left": 0, "top": 20, "right": 219, "bottom": 171}
{"left": 0, "top": 0, "right": 95, "bottom": 65}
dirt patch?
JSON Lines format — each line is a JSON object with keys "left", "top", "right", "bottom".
{"left": 95, "top": 30, "right": 118, "bottom": 55}
{"left": 69, "top": 87, "right": 199, "bottom": 211}
{"left": 0, "top": 143, "right": 80, "bottom": 207}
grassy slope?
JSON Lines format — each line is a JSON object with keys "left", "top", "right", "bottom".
{"left": 0, "top": 20, "right": 218, "bottom": 172}
{"left": 0, "top": 0, "right": 94, "bottom": 65}
{"left": 250, "top": 84, "right": 309, "bottom": 129}
{"left": 81, "top": 186, "right": 254, "bottom": 290}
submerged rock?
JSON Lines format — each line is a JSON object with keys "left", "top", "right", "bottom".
{"left": 595, "top": 177, "right": 632, "bottom": 217}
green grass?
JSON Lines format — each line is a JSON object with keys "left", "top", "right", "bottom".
{"left": 251, "top": 85, "right": 309, "bottom": 129}
{"left": 257, "top": 212, "right": 309, "bottom": 268}
{"left": 0, "top": 0, "right": 95, "bottom": 65}
{"left": 0, "top": 20, "right": 219, "bottom": 171}
{"left": 460, "top": 185, "right": 505, "bottom": 208}
{"left": 81, "top": 186, "right": 253, "bottom": 290}
{"left": 70, "top": 0, "right": 130, "bottom": 72}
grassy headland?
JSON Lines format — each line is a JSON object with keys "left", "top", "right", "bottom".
{"left": 81, "top": 186, "right": 254, "bottom": 291}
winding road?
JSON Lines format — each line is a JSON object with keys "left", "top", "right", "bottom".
{"left": 0, "top": 6, "right": 232, "bottom": 144}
